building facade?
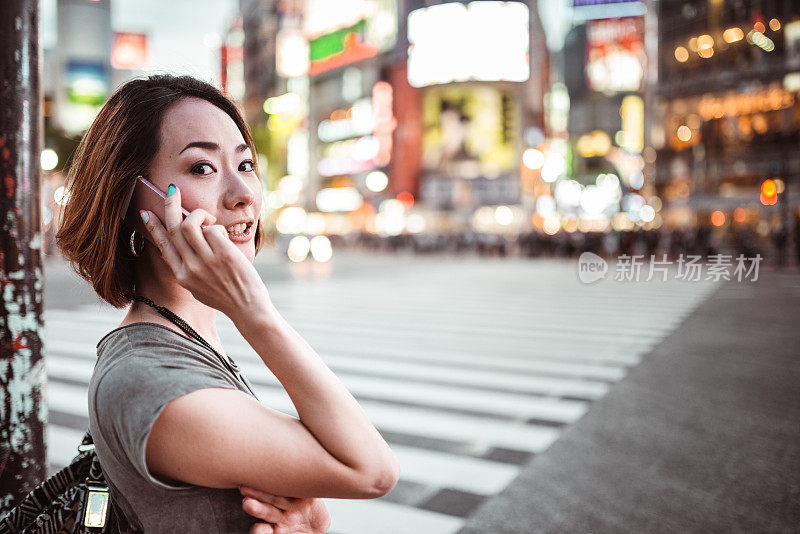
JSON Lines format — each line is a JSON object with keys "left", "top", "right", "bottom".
{"left": 241, "top": 0, "right": 550, "bottom": 243}
{"left": 653, "top": 0, "right": 800, "bottom": 236}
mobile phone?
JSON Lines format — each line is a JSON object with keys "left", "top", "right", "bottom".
{"left": 121, "top": 176, "right": 191, "bottom": 246}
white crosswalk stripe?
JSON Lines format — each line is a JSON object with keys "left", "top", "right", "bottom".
{"left": 42, "top": 259, "right": 720, "bottom": 534}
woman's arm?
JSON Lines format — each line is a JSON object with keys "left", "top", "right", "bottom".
{"left": 140, "top": 188, "right": 400, "bottom": 497}
{"left": 143, "top": 298, "right": 401, "bottom": 498}
{"left": 146, "top": 385, "right": 398, "bottom": 498}
{"left": 235, "top": 302, "right": 401, "bottom": 489}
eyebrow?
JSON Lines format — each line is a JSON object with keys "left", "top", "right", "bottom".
{"left": 178, "top": 141, "right": 250, "bottom": 155}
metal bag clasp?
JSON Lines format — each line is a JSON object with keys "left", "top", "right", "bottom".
{"left": 83, "top": 485, "right": 110, "bottom": 528}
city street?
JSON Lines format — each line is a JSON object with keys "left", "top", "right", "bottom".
{"left": 38, "top": 249, "right": 751, "bottom": 534}
{"left": 458, "top": 266, "right": 800, "bottom": 534}
{"left": 2, "top": 0, "right": 800, "bottom": 531}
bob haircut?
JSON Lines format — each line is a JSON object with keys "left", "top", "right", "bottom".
{"left": 56, "top": 74, "right": 264, "bottom": 308}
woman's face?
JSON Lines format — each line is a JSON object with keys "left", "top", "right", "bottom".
{"left": 147, "top": 97, "right": 262, "bottom": 262}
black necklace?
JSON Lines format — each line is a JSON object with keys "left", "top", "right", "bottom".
{"left": 130, "top": 295, "right": 257, "bottom": 398}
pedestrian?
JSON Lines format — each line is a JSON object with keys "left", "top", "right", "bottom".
{"left": 54, "top": 74, "right": 399, "bottom": 533}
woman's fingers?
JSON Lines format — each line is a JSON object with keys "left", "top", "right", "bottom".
{"left": 202, "top": 223, "right": 240, "bottom": 258}
{"left": 239, "top": 486, "right": 296, "bottom": 511}
{"left": 163, "top": 184, "right": 193, "bottom": 266}
{"left": 242, "top": 497, "right": 283, "bottom": 522}
{"left": 249, "top": 522, "right": 274, "bottom": 534}
{"left": 164, "top": 184, "right": 243, "bottom": 263}
{"left": 180, "top": 208, "right": 217, "bottom": 260}
{"left": 140, "top": 209, "right": 183, "bottom": 270}
{"left": 156, "top": 183, "right": 230, "bottom": 278}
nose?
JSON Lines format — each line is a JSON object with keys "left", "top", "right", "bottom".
{"left": 222, "top": 164, "right": 257, "bottom": 210}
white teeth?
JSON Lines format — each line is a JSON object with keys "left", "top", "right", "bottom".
{"left": 226, "top": 223, "right": 247, "bottom": 234}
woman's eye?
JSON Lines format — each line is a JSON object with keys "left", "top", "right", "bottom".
{"left": 239, "top": 160, "right": 255, "bottom": 172}
{"left": 192, "top": 163, "right": 214, "bottom": 175}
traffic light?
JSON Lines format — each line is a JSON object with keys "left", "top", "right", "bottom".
{"left": 760, "top": 179, "right": 777, "bottom": 206}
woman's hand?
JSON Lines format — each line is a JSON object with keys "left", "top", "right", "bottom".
{"left": 139, "top": 183, "right": 273, "bottom": 322}
{"left": 239, "top": 485, "right": 331, "bottom": 534}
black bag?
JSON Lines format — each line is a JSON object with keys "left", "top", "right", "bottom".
{"left": 0, "top": 431, "right": 129, "bottom": 534}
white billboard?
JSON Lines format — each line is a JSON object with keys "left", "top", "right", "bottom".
{"left": 407, "top": 1, "right": 530, "bottom": 88}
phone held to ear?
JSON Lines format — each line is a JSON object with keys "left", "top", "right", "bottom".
{"left": 121, "top": 176, "right": 192, "bottom": 246}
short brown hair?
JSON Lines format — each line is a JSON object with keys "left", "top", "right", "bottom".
{"left": 56, "top": 74, "right": 264, "bottom": 308}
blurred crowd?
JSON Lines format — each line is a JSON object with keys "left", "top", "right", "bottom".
{"left": 329, "top": 220, "right": 800, "bottom": 268}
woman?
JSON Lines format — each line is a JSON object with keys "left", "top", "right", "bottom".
{"left": 55, "top": 74, "right": 400, "bottom": 533}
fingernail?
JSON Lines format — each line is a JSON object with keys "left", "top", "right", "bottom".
{"left": 167, "top": 183, "right": 176, "bottom": 196}
{"left": 139, "top": 210, "right": 149, "bottom": 223}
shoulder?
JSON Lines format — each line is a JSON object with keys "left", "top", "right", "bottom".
{"left": 90, "top": 326, "right": 244, "bottom": 490}
{"left": 97, "top": 322, "right": 216, "bottom": 363}
{"left": 91, "top": 324, "right": 240, "bottom": 420}
{"left": 95, "top": 323, "right": 233, "bottom": 382}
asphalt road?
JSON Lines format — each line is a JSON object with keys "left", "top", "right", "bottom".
{"left": 38, "top": 248, "right": 796, "bottom": 533}
{"left": 457, "top": 268, "right": 800, "bottom": 534}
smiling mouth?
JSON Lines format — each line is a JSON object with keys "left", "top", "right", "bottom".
{"left": 226, "top": 222, "right": 252, "bottom": 235}
{"left": 225, "top": 222, "right": 254, "bottom": 241}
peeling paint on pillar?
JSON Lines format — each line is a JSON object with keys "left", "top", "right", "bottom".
{"left": 0, "top": 0, "right": 46, "bottom": 515}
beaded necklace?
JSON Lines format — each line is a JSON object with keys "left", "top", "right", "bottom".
{"left": 130, "top": 295, "right": 257, "bottom": 398}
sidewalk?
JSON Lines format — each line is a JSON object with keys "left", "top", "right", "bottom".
{"left": 457, "top": 269, "right": 800, "bottom": 533}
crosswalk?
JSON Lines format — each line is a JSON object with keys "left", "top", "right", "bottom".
{"left": 41, "top": 257, "right": 720, "bottom": 534}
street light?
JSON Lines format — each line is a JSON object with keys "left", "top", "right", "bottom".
{"left": 760, "top": 179, "right": 777, "bottom": 206}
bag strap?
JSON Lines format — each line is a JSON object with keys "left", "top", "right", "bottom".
{"left": 79, "top": 431, "right": 94, "bottom": 451}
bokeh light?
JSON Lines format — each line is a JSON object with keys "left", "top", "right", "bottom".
{"left": 365, "top": 171, "right": 389, "bottom": 192}
{"left": 309, "top": 235, "right": 332, "bottom": 262}
{"left": 287, "top": 235, "right": 311, "bottom": 262}
{"left": 522, "top": 148, "right": 545, "bottom": 170}
{"left": 41, "top": 149, "right": 58, "bottom": 171}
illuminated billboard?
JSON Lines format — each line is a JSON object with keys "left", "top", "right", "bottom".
{"left": 407, "top": 1, "right": 530, "bottom": 88}
{"left": 573, "top": 0, "right": 641, "bottom": 6}
{"left": 572, "top": 0, "right": 645, "bottom": 21}
{"left": 422, "top": 86, "right": 517, "bottom": 177}
{"left": 276, "top": 28, "right": 309, "bottom": 77}
{"left": 304, "top": 0, "right": 397, "bottom": 75}
{"left": 111, "top": 32, "right": 148, "bottom": 70}
{"left": 66, "top": 61, "right": 108, "bottom": 106}
{"left": 315, "top": 82, "right": 396, "bottom": 178}
{"left": 58, "top": 60, "right": 110, "bottom": 135}
{"left": 585, "top": 16, "right": 644, "bottom": 93}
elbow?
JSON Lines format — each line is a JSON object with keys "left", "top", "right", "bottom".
{"left": 365, "top": 459, "right": 401, "bottom": 498}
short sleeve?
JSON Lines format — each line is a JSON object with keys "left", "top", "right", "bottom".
{"left": 94, "top": 351, "right": 240, "bottom": 491}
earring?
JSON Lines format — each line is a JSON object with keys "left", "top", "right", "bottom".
{"left": 129, "top": 230, "right": 145, "bottom": 257}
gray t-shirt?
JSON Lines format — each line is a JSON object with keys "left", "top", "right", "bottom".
{"left": 88, "top": 321, "right": 261, "bottom": 533}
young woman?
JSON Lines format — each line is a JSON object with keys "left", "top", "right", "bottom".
{"left": 56, "top": 74, "right": 400, "bottom": 533}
